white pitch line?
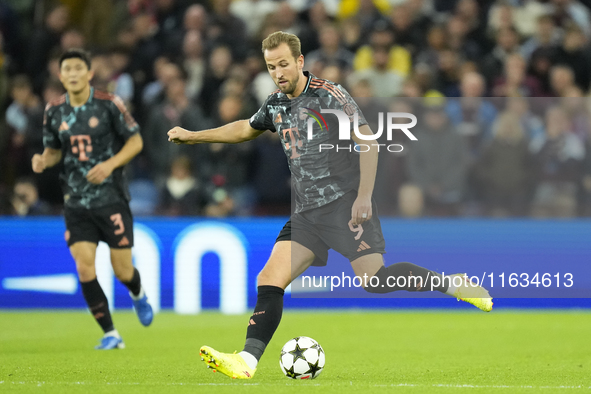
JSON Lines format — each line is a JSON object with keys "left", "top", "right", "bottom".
{"left": 375, "top": 384, "right": 589, "bottom": 390}
{"left": 0, "top": 381, "right": 587, "bottom": 389}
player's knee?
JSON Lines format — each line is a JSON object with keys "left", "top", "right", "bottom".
{"left": 112, "top": 265, "right": 133, "bottom": 282}
{"left": 75, "top": 259, "right": 95, "bottom": 281}
{"left": 257, "top": 268, "right": 289, "bottom": 289}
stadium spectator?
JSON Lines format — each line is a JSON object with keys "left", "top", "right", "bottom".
{"left": 549, "top": 64, "right": 578, "bottom": 96}
{"left": 198, "top": 45, "right": 233, "bottom": 116}
{"left": 251, "top": 131, "right": 292, "bottom": 216}
{"left": 559, "top": 95, "right": 591, "bottom": 142}
{"left": 445, "top": 72, "right": 498, "bottom": 159}
{"left": 530, "top": 106, "right": 585, "bottom": 217}
{"left": 521, "top": 14, "right": 561, "bottom": 62}
{"left": 528, "top": 46, "right": 557, "bottom": 96}
{"left": 180, "top": 30, "right": 205, "bottom": 101}
{"left": 374, "top": 99, "right": 413, "bottom": 217}
{"left": 60, "top": 29, "right": 85, "bottom": 52}
{"left": 305, "top": 24, "right": 355, "bottom": 72}
{"left": 108, "top": 46, "right": 135, "bottom": 107}
{"left": 504, "top": 96, "right": 545, "bottom": 141}
{"left": 208, "top": 0, "right": 248, "bottom": 61}
{"left": 553, "top": 24, "right": 591, "bottom": 92}
{"left": 144, "top": 76, "right": 211, "bottom": 184}
{"left": 480, "top": 26, "right": 522, "bottom": 90}
{"left": 340, "top": 17, "right": 363, "bottom": 53}
{"left": 5, "top": 75, "right": 44, "bottom": 179}
{"left": 142, "top": 59, "right": 183, "bottom": 108}
{"left": 81, "top": 0, "right": 115, "bottom": 49}
{"left": 549, "top": 0, "right": 591, "bottom": 37}
{"left": 157, "top": 155, "right": 208, "bottom": 216}
{"left": 398, "top": 183, "right": 424, "bottom": 217}
{"left": 25, "top": 5, "right": 69, "bottom": 80}
{"left": 348, "top": 46, "right": 404, "bottom": 97}
{"left": 353, "top": 22, "right": 412, "bottom": 77}
{"left": 406, "top": 102, "right": 469, "bottom": 216}
{"left": 153, "top": 0, "right": 186, "bottom": 47}
{"left": 10, "top": 177, "right": 51, "bottom": 216}
{"left": 230, "top": 0, "right": 278, "bottom": 37}
{"left": 491, "top": 53, "right": 543, "bottom": 97}
{"left": 433, "top": 49, "right": 462, "bottom": 97}
{"left": 338, "top": 0, "right": 390, "bottom": 39}
{"left": 474, "top": 112, "right": 534, "bottom": 216}
{"left": 389, "top": 2, "right": 432, "bottom": 55}
{"left": 415, "top": 24, "right": 447, "bottom": 68}
{"left": 581, "top": 123, "right": 591, "bottom": 215}
{"left": 455, "top": 0, "right": 490, "bottom": 50}
{"left": 447, "top": 15, "right": 483, "bottom": 63}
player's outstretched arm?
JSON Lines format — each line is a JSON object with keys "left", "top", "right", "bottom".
{"left": 350, "top": 124, "right": 379, "bottom": 226}
{"left": 32, "top": 148, "right": 62, "bottom": 173}
{"left": 167, "top": 120, "right": 265, "bottom": 145}
{"left": 86, "top": 133, "right": 143, "bottom": 185}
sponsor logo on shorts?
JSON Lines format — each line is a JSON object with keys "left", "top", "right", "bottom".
{"left": 357, "top": 240, "right": 371, "bottom": 252}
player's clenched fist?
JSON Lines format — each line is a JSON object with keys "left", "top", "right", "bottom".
{"left": 167, "top": 126, "right": 192, "bottom": 145}
{"left": 32, "top": 154, "right": 46, "bottom": 173}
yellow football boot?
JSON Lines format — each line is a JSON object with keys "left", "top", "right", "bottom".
{"left": 200, "top": 346, "right": 256, "bottom": 379}
{"left": 449, "top": 273, "right": 493, "bottom": 312}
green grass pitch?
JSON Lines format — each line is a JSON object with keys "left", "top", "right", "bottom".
{"left": 1, "top": 310, "right": 590, "bottom": 393}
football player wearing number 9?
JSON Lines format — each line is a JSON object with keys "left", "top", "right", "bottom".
{"left": 32, "top": 49, "right": 153, "bottom": 350}
{"left": 167, "top": 32, "right": 493, "bottom": 380}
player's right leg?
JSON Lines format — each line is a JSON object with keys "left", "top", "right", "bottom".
{"left": 200, "top": 240, "right": 316, "bottom": 379}
{"left": 351, "top": 256, "right": 493, "bottom": 312}
{"left": 69, "top": 241, "right": 124, "bottom": 350}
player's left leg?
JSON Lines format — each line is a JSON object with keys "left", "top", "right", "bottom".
{"left": 97, "top": 202, "right": 153, "bottom": 326}
{"left": 110, "top": 248, "right": 153, "bottom": 326}
{"left": 200, "top": 239, "right": 316, "bottom": 379}
{"left": 350, "top": 254, "right": 493, "bottom": 312}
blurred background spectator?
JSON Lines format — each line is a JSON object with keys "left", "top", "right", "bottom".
{"left": 0, "top": 0, "right": 590, "bottom": 219}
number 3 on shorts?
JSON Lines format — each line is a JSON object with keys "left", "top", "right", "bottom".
{"left": 110, "top": 213, "right": 125, "bottom": 235}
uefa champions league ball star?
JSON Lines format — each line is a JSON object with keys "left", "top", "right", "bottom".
{"left": 279, "top": 336, "right": 325, "bottom": 379}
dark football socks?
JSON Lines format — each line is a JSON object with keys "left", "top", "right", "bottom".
{"left": 364, "top": 262, "right": 449, "bottom": 293}
{"left": 80, "top": 278, "right": 114, "bottom": 333}
{"left": 122, "top": 268, "right": 142, "bottom": 296}
{"left": 242, "top": 285, "right": 285, "bottom": 361}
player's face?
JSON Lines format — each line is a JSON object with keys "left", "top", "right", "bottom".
{"left": 264, "top": 43, "right": 303, "bottom": 96}
{"left": 59, "top": 58, "right": 94, "bottom": 94}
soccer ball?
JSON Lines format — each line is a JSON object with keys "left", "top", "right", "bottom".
{"left": 279, "top": 336, "right": 325, "bottom": 379}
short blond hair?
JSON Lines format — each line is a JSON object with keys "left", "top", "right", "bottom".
{"left": 261, "top": 31, "right": 301, "bottom": 59}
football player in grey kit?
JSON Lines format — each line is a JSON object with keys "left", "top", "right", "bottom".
{"left": 168, "top": 31, "right": 492, "bottom": 379}
{"left": 32, "top": 49, "right": 153, "bottom": 350}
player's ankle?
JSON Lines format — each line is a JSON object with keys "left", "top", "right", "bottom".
{"left": 238, "top": 351, "right": 258, "bottom": 370}
{"left": 104, "top": 329, "right": 121, "bottom": 339}
{"left": 130, "top": 287, "right": 145, "bottom": 301}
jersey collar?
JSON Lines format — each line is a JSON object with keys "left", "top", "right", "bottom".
{"left": 301, "top": 71, "right": 314, "bottom": 94}
{"left": 66, "top": 87, "right": 94, "bottom": 107}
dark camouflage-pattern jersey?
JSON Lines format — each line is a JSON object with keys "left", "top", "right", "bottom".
{"left": 249, "top": 71, "right": 367, "bottom": 213}
{"left": 43, "top": 88, "right": 139, "bottom": 209}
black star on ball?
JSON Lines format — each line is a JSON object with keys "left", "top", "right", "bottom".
{"left": 284, "top": 365, "right": 302, "bottom": 379}
{"left": 305, "top": 358, "right": 323, "bottom": 378}
{"left": 288, "top": 343, "right": 307, "bottom": 363}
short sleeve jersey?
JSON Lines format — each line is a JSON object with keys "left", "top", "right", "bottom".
{"left": 43, "top": 88, "right": 139, "bottom": 209}
{"left": 249, "top": 71, "right": 367, "bottom": 213}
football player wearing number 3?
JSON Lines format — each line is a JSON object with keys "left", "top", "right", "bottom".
{"left": 32, "top": 49, "right": 153, "bottom": 350}
{"left": 168, "top": 32, "right": 493, "bottom": 380}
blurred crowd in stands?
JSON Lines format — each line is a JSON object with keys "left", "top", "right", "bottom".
{"left": 2, "top": 0, "right": 591, "bottom": 218}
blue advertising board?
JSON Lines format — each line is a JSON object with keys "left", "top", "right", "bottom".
{"left": 0, "top": 217, "right": 590, "bottom": 311}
